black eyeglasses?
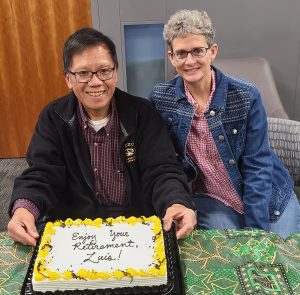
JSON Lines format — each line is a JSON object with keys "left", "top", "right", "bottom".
{"left": 68, "top": 67, "right": 115, "bottom": 83}
{"left": 172, "top": 47, "right": 210, "bottom": 61}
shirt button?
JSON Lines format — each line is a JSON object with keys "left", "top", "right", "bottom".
{"left": 274, "top": 210, "right": 280, "bottom": 216}
{"left": 167, "top": 117, "right": 173, "bottom": 126}
{"left": 106, "top": 133, "right": 109, "bottom": 137}
{"left": 229, "top": 159, "right": 235, "bottom": 165}
{"left": 232, "top": 129, "right": 238, "bottom": 134}
{"left": 94, "top": 168, "right": 98, "bottom": 172}
{"left": 83, "top": 124, "right": 88, "bottom": 129}
{"left": 94, "top": 143, "right": 98, "bottom": 147}
{"left": 209, "top": 110, "right": 216, "bottom": 117}
{"left": 218, "top": 135, "right": 224, "bottom": 141}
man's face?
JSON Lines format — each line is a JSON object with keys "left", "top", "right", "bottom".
{"left": 65, "top": 45, "right": 118, "bottom": 120}
{"left": 168, "top": 33, "right": 218, "bottom": 86}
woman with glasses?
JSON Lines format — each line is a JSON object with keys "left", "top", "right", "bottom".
{"left": 148, "top": 9, "right": 300, "bottom": 238}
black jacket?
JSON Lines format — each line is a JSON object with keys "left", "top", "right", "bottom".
{"left": 10, "top": 88, "right": 194, "bottom": 221}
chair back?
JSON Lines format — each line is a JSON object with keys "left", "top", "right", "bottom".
{"left": 0, "top": 158, "right": 28, "bottom": 231}
{"left": 267, "top": 117, "right": 300, "bottom": 188}
{"left": 214, "top": 57, "right": 288, "bottom": 119}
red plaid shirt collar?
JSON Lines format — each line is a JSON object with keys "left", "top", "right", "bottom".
{"left": 77, "top": 97, "right": 117, "bottom": 133}
{"left": 184, "top": 68, "right": 216, "bottom": 115}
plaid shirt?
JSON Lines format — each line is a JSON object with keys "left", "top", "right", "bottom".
{"left": 185, "top": 70, "right": 244, "bottom": 214}
{"left": 77, "top": 98, "right": 128, "bottom": 206}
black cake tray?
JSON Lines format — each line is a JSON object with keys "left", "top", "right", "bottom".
{"left": 21, "top": 224, "right": 184, "bottom": 295}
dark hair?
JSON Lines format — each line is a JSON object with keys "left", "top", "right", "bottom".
{"left": 63, "top": 27, "right": 118, "bottom": 72}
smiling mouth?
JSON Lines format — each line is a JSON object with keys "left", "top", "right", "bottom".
{"left": 184, "top": 68, "right": 199, "bottom": 72}
{"left": 87, "top": 91, "right": 105, "bottom": 97}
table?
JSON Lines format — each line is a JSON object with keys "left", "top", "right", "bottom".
{"left": 1, "top": 229, "right": 299, "bottom": 295}
{"left": 0, "top": 232, "right": 33, "bottom": 295}
{"left": 179, "top": 229, "right": 300, "bottom": 294}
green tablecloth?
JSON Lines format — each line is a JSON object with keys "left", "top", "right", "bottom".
{"left": 178, "top": 229, "right": 300, "bottom": 294}
{"left": 1, "top": 229, "right": 300, "bottom": 295}
{"left": 0, "top": 232, "right": 33, "bottom": 295}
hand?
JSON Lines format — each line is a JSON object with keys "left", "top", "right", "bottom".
{"left": 7, "top": 208, "right": 39, "bottom": 246}
{"left": 163, "top": 203, "right": 196, "bottom": 239}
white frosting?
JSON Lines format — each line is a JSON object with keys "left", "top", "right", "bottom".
{"left": 47, "top": 223, "right": 156, "bottom": 271}
{"left": 32, "top": 218, "right": 167, "bottom": 292}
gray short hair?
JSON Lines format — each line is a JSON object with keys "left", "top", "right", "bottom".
{"left": 163, "top": 9, "right": 215, "bottom": 48}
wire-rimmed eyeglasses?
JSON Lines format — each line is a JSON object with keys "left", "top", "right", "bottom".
{"left": 172, "top": 47, "right": 210, "bottom": 61}
{"left": 68, "top": 67, "right": 115, "bottom": 83}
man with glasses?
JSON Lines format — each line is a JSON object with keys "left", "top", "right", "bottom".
{"left": 148, "top": 9, "right": 300, "bottom": 238}
{"left": 7, "top": 28, "right": 196, "bottom": 246}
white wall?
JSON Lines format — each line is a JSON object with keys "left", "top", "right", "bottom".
{"left": 92, "top": 0, "right": 300, "bottom": 121}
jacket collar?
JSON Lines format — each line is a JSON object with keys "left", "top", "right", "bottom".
{"left": 173, "top": 66, "right": 228, "bottom": 112}
{"left": 209, "top": 66, "right": 228, "bottom": 112}
{"left": 53, "top": 88, "right": 137, "bottom": 136}
{"left": 53, "top": 91, "right": 77, "bottom": 124}
{"left": 174, "top": 77, "right": 186, "bottom": 101}
{"left": 114, "top": 88, "right": 137, "bottom": 136}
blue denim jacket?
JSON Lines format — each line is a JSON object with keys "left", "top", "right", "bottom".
{"left": 148, "top": 67, "right": 294, "bottom": 230}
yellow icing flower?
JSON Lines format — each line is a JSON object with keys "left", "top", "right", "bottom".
{"left": 112, "top": 270, "right": 125, "bottom": 278}
{"left": 148, "top": 266, "right": 166, "bottom": 276}
{"left": 92, "top": 218, "right": 103, "bottom": 227}
{"left": 63, "top": 271, "right": 73, "bottom": 280}
{"left": 115, "top": 216, "right": 126, "bottom": 222}
{"left": 45, "top": 221, "right": 54, "bottom": 228}
{"left": 83, "top": 218, "right": 93, "bottom": 225}
{"left": 85, "top": 270, "right": 98, "bottom": 279}
{"left": 105, "top": 217, "right": 115, "bottom": 224}
{"left": 65, "top": 218, "right": 74, "bottom": 226}
{"left": 45, "top": 227, "right": 56, "bottom": 235}
{"left": 74, "top": 218, "right": 84, "bottom": 225}
{"left": 77, "top": 269, "right": 89, "bottom": 278}
{"left": 34, "top": 271, "right": 46, "bottom": 281}
{"left": 53, "top": 220, "right": 62, "bottom": 227}
{"left": 127, "top": 216, "right": 138, "bottom": 224}
{"left": 135, "top": 269, "right": 148, "bottom": 277}
{"left": 96, "top": 272, "right": 110, "bottom": 279}
{"left": 126, "top": 268, "right": 139, "bottom": 276}
{"left": 47, "top": 271, "right": 61, "bottom": 280}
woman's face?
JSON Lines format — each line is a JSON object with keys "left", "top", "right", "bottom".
{"left": 168, "top": 33, "right": 218, "bottom": 87}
